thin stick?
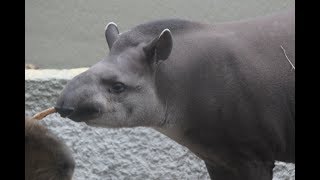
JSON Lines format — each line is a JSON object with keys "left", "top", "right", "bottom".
{"left": 280, "top": 45, "right": 295, "bottom": 70}
{"left": 32, "top": 107, "right": 56, "bottom": 120}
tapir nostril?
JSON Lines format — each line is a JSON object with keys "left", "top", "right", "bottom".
{"left": 55, "top": 107, "right": 75, "bottom": 118}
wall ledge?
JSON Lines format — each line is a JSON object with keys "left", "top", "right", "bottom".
{"left": 25, "top": 68, "right": 89, "bottom": 80}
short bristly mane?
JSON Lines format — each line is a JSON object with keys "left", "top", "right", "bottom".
{"left": 112, "top": 19, "right": 205, "bottom": 53}
{"left": 133, "top": 19, "right": 205, "bottom": 36}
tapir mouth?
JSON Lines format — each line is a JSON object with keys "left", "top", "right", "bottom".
{"left": 67, "top": 105, "right": 101, "bottom": 122}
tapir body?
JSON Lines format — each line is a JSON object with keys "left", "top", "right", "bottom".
{"left": 56, "top": 9, "right": 294, "bottom": 180}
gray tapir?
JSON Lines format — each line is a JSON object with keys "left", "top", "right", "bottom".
{"left": 55, "top": 8, "right": 295, "bottom": 180}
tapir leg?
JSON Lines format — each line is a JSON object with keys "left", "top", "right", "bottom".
{"left": 205, "top": 160, "right": 275, "bottom": 180}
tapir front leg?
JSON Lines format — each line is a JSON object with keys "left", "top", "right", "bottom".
{"left": 205, "top": 160, "right": 275, "bottom": 180}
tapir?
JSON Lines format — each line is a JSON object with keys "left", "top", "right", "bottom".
{"left": 55, "top": 8, "right": 295, "bottom": 180}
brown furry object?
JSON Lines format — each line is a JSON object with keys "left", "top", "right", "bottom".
{"left": 25, "top": 64, "right": 39, "bottom": 69}
{"left": 25, "top": 118, "right": 75, "bottom": 180}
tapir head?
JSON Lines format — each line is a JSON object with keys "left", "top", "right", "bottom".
{"left": 55, "top": 22, "right": 173, "bottom": 128}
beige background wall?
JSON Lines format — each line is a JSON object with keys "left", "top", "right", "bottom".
{"left": 25, "top": 0, "right": 294, "bottom": 69}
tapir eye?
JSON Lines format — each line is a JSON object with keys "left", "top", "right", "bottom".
{"left": 109, "top": 82, "right": 126, "bottom": 94}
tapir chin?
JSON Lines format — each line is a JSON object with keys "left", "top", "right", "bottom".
{"left": 55, "top": 8, "right": 294, "bottom": 180}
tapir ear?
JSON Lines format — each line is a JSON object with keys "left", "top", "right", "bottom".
{"left": 143, "top": 29, "right": 173, "bottom": 63}
{"left": 105, "top": 22, "right": 119, "bottom": 50}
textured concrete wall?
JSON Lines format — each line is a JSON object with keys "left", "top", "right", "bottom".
{"left": 25, "top": 69, "right": 295, "bottom": 180}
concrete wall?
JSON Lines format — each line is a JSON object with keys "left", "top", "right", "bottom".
{"left": 25, "top": 69, "right": 295, "bottom": 180}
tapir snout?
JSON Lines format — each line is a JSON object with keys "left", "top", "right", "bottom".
{"left": 55, "top": 107, "right": 74, "bottom": 118}
{"left": 55, "top": 70, "right": 103, "bottom": 122}
{"left": 55, "top": 91, "right": 102, "bottom": 122}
